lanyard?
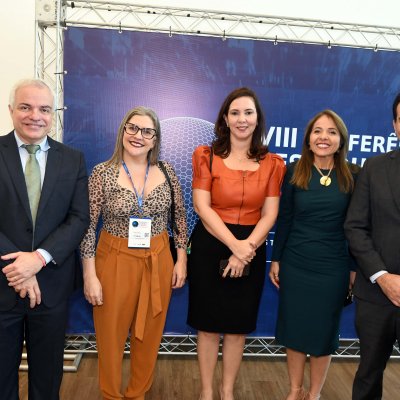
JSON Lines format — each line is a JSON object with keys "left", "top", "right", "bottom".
{"left": 122, "top": 160, "right": 150, "bottom": 213}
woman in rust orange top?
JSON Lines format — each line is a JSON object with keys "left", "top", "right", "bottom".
{"left": 187, "top": 87, "right": 286, "bottom": 400}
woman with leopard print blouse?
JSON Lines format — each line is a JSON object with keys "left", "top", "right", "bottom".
{"left": 80, "top": 106, "right": 187, "bottom": 400}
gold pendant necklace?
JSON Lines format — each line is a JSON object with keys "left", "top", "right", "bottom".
{"left": 314, "top": 164, "right": 333, "bottom": 186}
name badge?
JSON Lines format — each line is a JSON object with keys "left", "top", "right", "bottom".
{"left": 128, "top": 217, "right": 152, "bottom": 248}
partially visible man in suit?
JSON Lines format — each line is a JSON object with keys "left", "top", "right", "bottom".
{"left": 0, "top": 79, "right": 89, "bottom": 400}
{"left": 345, "top": 93, "right": 400, "bottom": 400}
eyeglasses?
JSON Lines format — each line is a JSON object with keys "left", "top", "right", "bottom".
{"left": 124, "top": 123, "right": 157, "bottom": 140}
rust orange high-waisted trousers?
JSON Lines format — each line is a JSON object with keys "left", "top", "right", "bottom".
{"left": 93, "top": 229, "right": 174, "bottom": 400}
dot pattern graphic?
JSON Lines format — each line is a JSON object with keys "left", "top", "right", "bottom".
{"left": 160, "top": 117, "right": 215, "bottom": 236}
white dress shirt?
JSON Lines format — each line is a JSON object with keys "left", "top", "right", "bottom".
{"left": 14, "top": 131, "right": 53, "bottom": 264}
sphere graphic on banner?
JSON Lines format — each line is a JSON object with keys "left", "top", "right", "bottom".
{"left": 160, "top": 117, "right": 215, "bottom": 236}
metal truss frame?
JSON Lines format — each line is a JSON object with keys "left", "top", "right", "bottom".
{"left": 20, "top": 335, "right": 400, "bottom": 372}
{"left": 35, "top": 0, "right": 66, "bottom": 141}
{"left": 64, "top": 1, "right": 400, "bottom": 51}
{"left": 63, "top": 334, "right": 400, "bottom": 359}
{"left": 35, "top": 0, "right": 400, "bottom": 140}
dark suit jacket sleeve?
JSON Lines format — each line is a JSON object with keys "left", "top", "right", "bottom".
{"left": 38, "top": 150, "right": 90, "bottom": 265}
{"left": 344, "top": 158, "right": 385, "bottom": 279}
{"left": 0, "top": 233, "right": 20, "bottom": 269}
{"left": 0, "top": 233, "right": 19, "bottom": 256}
{"left": 0, "top": 133, "right": 27, "bottom": 262}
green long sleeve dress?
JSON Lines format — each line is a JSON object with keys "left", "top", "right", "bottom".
{"left": 272, "top": 162, "right": 355, "bottom": 355}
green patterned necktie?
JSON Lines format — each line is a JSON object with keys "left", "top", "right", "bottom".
{"left": 23, "top": 144, "right": 41, "bottom": 223}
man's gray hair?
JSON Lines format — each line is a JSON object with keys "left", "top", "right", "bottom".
{"left": 9, "top": 79, "right": 55, "bottom": 109}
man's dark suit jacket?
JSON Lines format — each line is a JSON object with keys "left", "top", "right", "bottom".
{"left": 345, "top": 149, "right": 400, "bottom": 305}
{"left": 0, "top": 131, "right": 90, "bottom": 311}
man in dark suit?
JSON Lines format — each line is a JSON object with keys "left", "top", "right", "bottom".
{"left": 344, "top": 93, "right": 400, "bottom": 400}
{"left": 0, "top": 79, "right": 89, "bottom": 400}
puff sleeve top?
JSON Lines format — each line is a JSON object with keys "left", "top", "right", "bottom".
{"left": 192, "top": 145, "right": 286, "bottom": 225}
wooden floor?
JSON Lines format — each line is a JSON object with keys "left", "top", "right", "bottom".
{"left": 19, "top": 355, "right": 399, "bottom": 399}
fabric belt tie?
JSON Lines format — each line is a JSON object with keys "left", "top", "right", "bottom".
{"left": 135, "top": 248, "right": 163, "bottom": 341}
{"left": 99, "top": 230, "right": 168, "bottom": 342}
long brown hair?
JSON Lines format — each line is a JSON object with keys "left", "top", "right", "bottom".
{"left": 212, "top": 87, "right": 268, "bottom": 161}
{"left": 106, "top": 106, "right": 161, "bottom": 167}
{"left": 291, "top": 109, "right": 355, "bottom": 192}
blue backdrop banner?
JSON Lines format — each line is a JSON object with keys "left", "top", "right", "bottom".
{"left": 63, "top": 27, "right": 400, "bottom": 338}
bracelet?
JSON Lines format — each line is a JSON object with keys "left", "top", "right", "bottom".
{"left": 35, "top": 250, "right": 46, "bottom": 267}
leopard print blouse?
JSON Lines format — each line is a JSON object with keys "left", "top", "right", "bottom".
{"left": 80, "top": 161, "right": 187, "bottom": 258}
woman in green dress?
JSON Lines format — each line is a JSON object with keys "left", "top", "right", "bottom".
{"left": 269, "top": 110, "right": 359, "bottom": 400}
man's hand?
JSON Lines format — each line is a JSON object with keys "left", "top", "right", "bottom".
{"left": 376, "top": 273, "right": 400, "bottom": 307}
{"left": 2, "top": 251, "right": 43, "bottom": 286}
{"left": 14, "top": 275, "right": 42, "bottom": 308}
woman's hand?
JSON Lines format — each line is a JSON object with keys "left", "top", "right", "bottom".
{"left": 349, "top": 270, "right": 356, "bottom": 289}
{"left": 171, "top": 261, "right": 187, "bottom": 289}
{"left": 269, "top": 261, "right": 280, "bottom": 289}
{"left": 172, "top": 249, "right": 187, "bottom": 289}
{"left": 84, "top": 275, "right": 103, "bottom": 306}
{"left": 222, "top": 254, "right": 246, "bottom": 278}
{"left": 230, "top": 239, "right": 257, "bottom": 264}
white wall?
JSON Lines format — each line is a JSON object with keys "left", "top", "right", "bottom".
{"left": 0, "top": 0, "right": 35, "bottom": 134}
{"left": 0, "top": 0, "right": 398, "bottom": 134}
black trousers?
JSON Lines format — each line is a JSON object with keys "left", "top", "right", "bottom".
{"left": 352, "top": 297, "right": 400, "bottom": 400}
{"left": 0, "top": 296, "right": 68, "bottom": 400}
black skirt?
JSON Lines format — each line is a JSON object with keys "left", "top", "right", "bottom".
{"left": 187, "top": 221, "right": 266, "bottom": 334}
